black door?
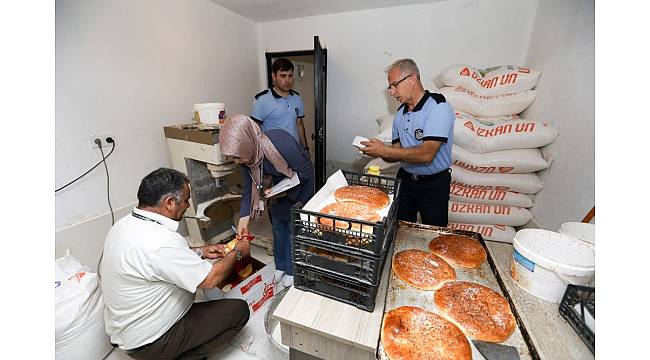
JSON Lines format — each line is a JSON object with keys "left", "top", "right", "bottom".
{"left": 314, "top": 36, "right": 327, "bottom": 189}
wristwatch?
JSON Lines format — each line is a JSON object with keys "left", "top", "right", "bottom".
{"left": 233, "top": 248, "right": 243, "bottom": 261}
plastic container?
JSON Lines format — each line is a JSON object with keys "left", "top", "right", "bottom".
{"left": 293, "top": 264, "right": 382, "bottom": 312}
{"left": 264, "top": 287, "right": 290, "bottom": 360}
{"left": 510, "top": 229, "right": 595, "bottom": 303}
{"left": 293, "top": 237, "right": 387, "bottom": 286}
{"left": 559, "top": 284, "right": 595, "bottom": 354}
{"left": 559, "top": 222, "right": 595, "bottom": 245}
{"left": 291, "top": 170, "right": 401, "bottom": 256}
{"left": 193, "top": 102, "right": 225, "bottom": 124}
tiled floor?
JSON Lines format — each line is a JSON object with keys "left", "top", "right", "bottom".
{"left": 105, "top": 243, "right": 288, "bottom": 360}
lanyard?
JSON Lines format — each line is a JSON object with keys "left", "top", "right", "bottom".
{"left": 132, "top": 211, "right": 163, "bottom": 225}
{"left": 249, "top": 162, "right": 264, "bottom": 193}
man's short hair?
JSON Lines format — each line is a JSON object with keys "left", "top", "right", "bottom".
{"left": 386, "top": 58, "right": 421, "bottom": 81}
{"left": 137, "top": 168, "right": 189, "bottom": 208}
{"left": 272, "top": 58, "right": 294, "bottom": 74}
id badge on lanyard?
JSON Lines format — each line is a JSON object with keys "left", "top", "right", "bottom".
{"left": 252, "top": 163, "right": 266, "bottom": 211}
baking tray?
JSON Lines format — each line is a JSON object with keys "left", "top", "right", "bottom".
{"left": 376, "top": 221, "right": 533, "bottom": 360}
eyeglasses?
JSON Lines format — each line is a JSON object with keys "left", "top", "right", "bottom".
{"left": 387, "top": 74, "right": 412, "bottom": 90}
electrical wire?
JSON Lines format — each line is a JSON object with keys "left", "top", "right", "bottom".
{"left": 55, "top": 141, "right": 116, "bottom": 192}
{"left": 98, "top": 142, "right": 115, "bottom": 225}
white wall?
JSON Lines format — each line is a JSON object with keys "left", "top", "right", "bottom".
{"left": 257, "top": 0, "right": 537, "bottom": 170}
{"left": 55, "top": 0, "right": 259, "bottom": 265}
{"left": 522, "top": 0, "right": 594, "bottom": 230}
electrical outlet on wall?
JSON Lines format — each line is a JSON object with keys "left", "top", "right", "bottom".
{"left": 89, "top": 134, "right": 115, "bottom": 149}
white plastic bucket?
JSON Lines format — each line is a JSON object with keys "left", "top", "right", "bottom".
{"left": 193, "top": 102, "right": 225, "bottom": 124}
{"left": 510, "top": 229, "right": 594, "bottom": 303}
{"left": 559, "top": 222, "right": 595, "bottom": 245}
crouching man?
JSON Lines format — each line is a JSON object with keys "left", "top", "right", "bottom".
{"left": 100, "top": 168, "right": 250, "bottom": 360}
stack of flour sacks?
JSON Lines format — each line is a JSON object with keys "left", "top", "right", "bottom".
{"left": 438, "top": 64, "right": 559, "bottom": 242}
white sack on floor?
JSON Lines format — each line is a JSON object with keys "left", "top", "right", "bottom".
{"left": 448, "top": 201, "right": 533, "bottom": 227}
{"left": 440, "top": 64, "right": 541, "bottom": 97}
{"left": 448, "top": 222, "right": 516, "bottom": 243}
{"left": 450, "top": 183, "right": 533, "bottom": 208}
{"left": 452, "top": 145, "right": 548, "bottom": 174}
{"left": 440, "top": 86, "right": 536, "bottom": 117}
{"left": 375, "top": 113, "right": 395, "bottom": 142}
{"left": 453, "top": 112, "right": 559, "bottom": 153}
{"left": 56, "top": 250, "right": 113, "bottom": 360}
{"left": 451, "top": 165, "right": 543, "bottom": 194}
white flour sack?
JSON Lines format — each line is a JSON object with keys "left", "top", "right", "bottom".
{"left": 452, "top": 145, "right": 548, "bottom": 174}
{"left": 453, "top": 112, "right": 559, "bottom": 153}
{"left": 440, "top": 64, "right": 541, "bottom": 97}
{"left": 450, "top": 183, "right": 533, "bottom": 208}
{"left": 451, "top": 165, "right": 543, "bottom": 194}
{"left": 456, "top": 110, "right": 520, "bottom": 122}
{"left": 440, "top": 86, "right": 536, "bottom": 117}
{"left": 56, "top": 250, "right": 113, "bottom": 360}
{"left": 448, "top": 201, "right": 533, "bottom": 227}
{"left": 448, "top": 222, "right": 516, "bottom": 243}
{"left": 375, "top": 114, "right": 395, "bottom": 142}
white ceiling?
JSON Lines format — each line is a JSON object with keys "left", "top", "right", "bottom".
{"left": 209, "top": 0, "right": 444, "bottom": 22}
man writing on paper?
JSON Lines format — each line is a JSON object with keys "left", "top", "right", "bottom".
{"left": 361, "top": 58, "right": 455, "bottom": 226}
{"left": 101, "top": 168, "right": 250, "bottom": 360}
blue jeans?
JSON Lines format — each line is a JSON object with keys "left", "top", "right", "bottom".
{"left": 271, "top": 216, "right": 293, "bottom": 276}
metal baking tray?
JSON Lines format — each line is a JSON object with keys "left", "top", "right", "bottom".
{"left": 376, "top": 221, "right": 533, "bottom": 360}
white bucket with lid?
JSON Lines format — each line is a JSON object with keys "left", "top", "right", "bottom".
{"left": 193, "top": 102, "right": 225, "bottom": 124}
{"left": 559, "top": 222, "right": 595, "bottom": 245}
{"left": 510, "top": 228, "right": 595, "bottom": 303}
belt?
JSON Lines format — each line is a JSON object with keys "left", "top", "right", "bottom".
{"left": 399, "top": 168, "right": 450, "bottom": 181}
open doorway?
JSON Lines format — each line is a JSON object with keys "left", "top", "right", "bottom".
{"left": 265, "top": 52, "right": 316, "bottom": 161}
{"left": 265, "top": 37, "right": 327, "bottom": 189}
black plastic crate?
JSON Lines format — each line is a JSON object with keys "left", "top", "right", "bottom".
{"left": 291, "top": 171, "right": 401, "bottom": 256}
{"left": 294, "top": 264, "right": 383, "bottom": 312}
{"left": 293, "top": 237, "right": 387, "bottom": 286}
{"left": 559, "top": 284, "right": 595, "bottom": 354}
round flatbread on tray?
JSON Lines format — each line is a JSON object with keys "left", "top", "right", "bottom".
{"left": 434, "top": 281, "right": 517, "bottom": 343}
{"left": 381, "top": 306, "right": 471, "bottom": 360}
{"left": 334, "top": 185, "right": 390, "bottom": 209}
{"left": 428, "top": 234, "right": 487, "bottom": 268}
{"left": 392, "top": 249, "right": 456, "bottom": 290}
{"left": 318, "top": 201, "right": 381, "bottom": 233}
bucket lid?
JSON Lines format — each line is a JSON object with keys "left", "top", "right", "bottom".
{"left": 193, "top": 102, "right": 224, "bottom": 110}
{"left": 559, "top": 222, "right": 595, "bottom": 245}
{"left": 513, "top": 228, "right": 594, "bottom": 276}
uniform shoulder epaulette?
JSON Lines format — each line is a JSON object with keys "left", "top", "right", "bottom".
{"left": 254, "top": 89, "right": 270, "bottom": 99}
{"left": 430, "top": 92, "right": 446, "bottom": 104}
{"left": 289, "top": 89, "right": 300, "bottom": 96}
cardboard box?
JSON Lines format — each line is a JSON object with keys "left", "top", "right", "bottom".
{"left": 222, "top": 257, "right": 276, "bottom": 318}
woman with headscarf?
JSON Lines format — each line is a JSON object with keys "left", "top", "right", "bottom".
{"left": 219, "top": 114, "right": 314, "bottom": 287}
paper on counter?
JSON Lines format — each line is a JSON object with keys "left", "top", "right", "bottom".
{"left": 266, "top": 172, "right": 300, "bottom": 198}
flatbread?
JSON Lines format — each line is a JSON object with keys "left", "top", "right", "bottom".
{"left": 434, "top": 281, "right": 517, "bottom": 343}
{"left": 381, "top": 306, "right": 471, "bottom": 360}
{"left": 318, "top": 201, "right": 381, "bottom": 233}
{"left": 334, "top": 185, "right": 390, "bottom": 209}
{"left": 428, "top": 234, "right": 487, "bottom": 268}
{"left": 392, "top": 249, "right": 456, "bottom": 290}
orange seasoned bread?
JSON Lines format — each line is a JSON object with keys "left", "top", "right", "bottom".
{"left": 334, "top": 185, "right": 390, "bottom": 209}
{"left": 434, "top": 281, "right": 517, "bottom": 343}
{"left": 381, "top": 306, "right": 471, "bottom": 360}
{"left": 318, "top": 201, "right": 381, "bottom": 233}
{"left": 392, "top": 249, "right": 456, "bottom": 290}
{"left": 428, "top": 234, "right": 487, "bottom": 268}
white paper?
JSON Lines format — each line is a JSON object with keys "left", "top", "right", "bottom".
{"left": 266, "top": 172, "right": 300, "bottom": 198}
{"left": 352, "top": 136, "right": 369, "bottom": 148}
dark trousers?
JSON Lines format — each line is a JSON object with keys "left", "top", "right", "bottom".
{"left": 126, "top": 299, "right": 250, "bottom": 360}
{"left": 271, "top": 215, "right": 293, "bottom": 276}
{"left": 396, "top": 167, "right": 451, "bottom": 227}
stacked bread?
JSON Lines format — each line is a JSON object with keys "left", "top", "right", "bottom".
{"left": 438, "top": 64, "right": 558, "bottom": 242}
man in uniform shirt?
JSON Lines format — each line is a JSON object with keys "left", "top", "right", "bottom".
{"left": 361, "top": 58, "right": 455, "bottom": 226}
{"left": 101, "top": 168, "right": 251, "bottom": 360}
{"left": 251, "top": 58, "right": 310, "bottom": 155}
